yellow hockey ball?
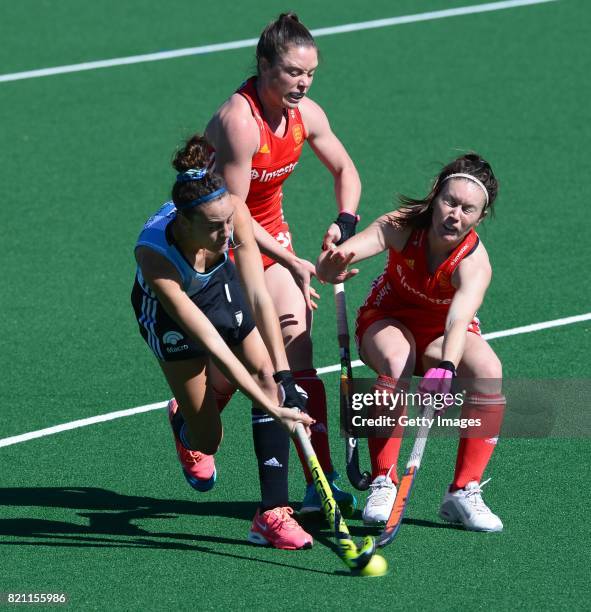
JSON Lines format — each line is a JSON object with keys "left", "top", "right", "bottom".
{"left": 359, "top": 554, "right": 388, "bottom": 577}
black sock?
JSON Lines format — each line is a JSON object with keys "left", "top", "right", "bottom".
{"left": 170, "top": 407, "right": 197, "bottom": 451}
{"left": 251, "top": 407, "right": 290, "bottom": 511}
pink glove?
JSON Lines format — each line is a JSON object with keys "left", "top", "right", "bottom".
{"left": 418, "top": 362, "right": 456, "bottom": 411}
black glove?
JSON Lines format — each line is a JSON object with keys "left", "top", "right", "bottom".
{"left": 334, "top": 212, "right": 358, "bottom": 245}
{"left": 273, "top": 371, "right": 308, "bottom": 411}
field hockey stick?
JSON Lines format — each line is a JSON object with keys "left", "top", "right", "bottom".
{"left": 294, "top": 423, "right": 386, "bottom": 576}
{"left": 376, "top": 403, "right": 436, "bottom": 548}
{"left": 334, "top": 283, "right": 371, "bottom": 491}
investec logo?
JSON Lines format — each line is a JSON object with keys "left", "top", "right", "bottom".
{"left": 163, "top": 331, "right": 189, "bottom": 353}
{"left": 396, "top": 264, "right": 451, "bottom": 305}
{"left": 251, "top": 161, "right": 298, "bottom": 183}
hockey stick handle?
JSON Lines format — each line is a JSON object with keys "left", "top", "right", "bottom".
{"left": 333, "top": 283, "right": 371, "bottom": 491}
{"left": 294, "top": 424, "right": 377, "bottom": 570}
{"left": 406, "top": 404, "right": 436, "bottom": 469}
{"left": 334, "top": 283, "right": 350, "bottom": 342}
{"left": 295, "top": 424, "right": 351, "bottom": 539}
{"left": 376, "top": 403, "right": 436, "bottom": 548}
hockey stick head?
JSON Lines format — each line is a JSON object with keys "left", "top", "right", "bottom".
{"left": 339, "top": 535, "right": 375, "bottom": 569}
{"left": 376, "top": 521, "right": 402, "bottom": 548}
{"left": 346, "top": 438, "right": 372, "bottom": 490}
{"left": 346, "top": 461, "right": 372, "bottom": 490}
{"left": 376, "top": 468, "right": 416, "bottom": 548}
{"left": 339, "top": 535, "right": 388, "bottom": 576}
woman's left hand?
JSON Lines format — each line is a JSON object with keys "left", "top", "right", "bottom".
{"left": 275, "top": 406, "right": 315, "bottom": 438}
{"left": 287, "top": 256, "right": 321, "bottom": 310}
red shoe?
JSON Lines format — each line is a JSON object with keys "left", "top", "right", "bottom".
{"left": 247, "top": 507, "right": 313, "bottom": 550}
{"left": 168, "top": 399, "right": 216, "bottom": 492}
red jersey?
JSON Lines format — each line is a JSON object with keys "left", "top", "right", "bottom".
{"left": 356, "top": 228, "right": 481, "bottom": 370}
{"left": 236, "top": 77, "right": 307, "bottom": 268}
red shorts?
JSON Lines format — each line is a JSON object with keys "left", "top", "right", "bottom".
{"left": 230, "top": 220, "right": 295, "bottom": 270}
{"left": 260, "top": 220, "right": 295, "bottom": 270}
{"left": 355, "top": 304, "right": 481, "bottom": 376}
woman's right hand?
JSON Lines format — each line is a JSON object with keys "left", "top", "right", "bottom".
{"left": 274, "top": 406, "right": 315, "bottom": 438}
{"left": 315, "top": 247, "right": 359, "bottom": 284}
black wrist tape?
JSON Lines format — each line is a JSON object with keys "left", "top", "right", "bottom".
{"left": 334, "top": 212, "right": 358, "bottom": 245}
{"left": 438, "top": 361, "right": 457, "bottom": 376}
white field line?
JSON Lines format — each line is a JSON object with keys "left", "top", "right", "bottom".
{"left": 0, "top": 310, "right": 588, "bottom": 449}
{"left": 0, "top": 402, "right": 168, "bottom": 449}
{"left": 318, "top": 312, "right": 591, "bottom": 374}
{"left": 0, "top": 0, "right": 557, "bottom": 84}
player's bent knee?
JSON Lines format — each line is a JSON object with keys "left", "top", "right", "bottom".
{"left": 465, "top": 355, "right": 503, "bottom": 395}
{"left": 475, "top": 355, "right": 503, "bottom": 380}
{"left": 381, "top": 350, "right": 416, "bottom": 379}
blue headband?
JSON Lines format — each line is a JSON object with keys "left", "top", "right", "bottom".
{"left": 176, "top": 187, "right": 228, "bottom": 211}
{"left": 176, "top": 168, "right": 207, "bottom": 183}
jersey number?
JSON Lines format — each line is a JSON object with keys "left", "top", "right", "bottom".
{"left": 275, "top": 231, "right": 291, "bottom": 248}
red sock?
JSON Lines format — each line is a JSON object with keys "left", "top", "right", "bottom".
{"left": 292, "top": 369, "right": 333, "bottom": 483}
{"left": 452, "top": 393, "right": 506, "bottom": 490}
{"left": 367, "top": 375, "right": 408, "bottom": 483}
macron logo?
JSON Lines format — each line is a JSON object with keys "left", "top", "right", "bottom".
{"left": 163, "top": 331, "right": 184, "bottom": 345}
{"left": 263, "top": 457, "right": 283, "bottom": 468}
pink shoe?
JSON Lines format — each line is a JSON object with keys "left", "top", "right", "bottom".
{"left": 247, "top": 507, "right": 313, "bottom": 550}
{"left": 168, "top": 399, "right": 216, "bottom": 492}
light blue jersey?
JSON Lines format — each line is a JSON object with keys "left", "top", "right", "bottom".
{"left": 135, "top": 201, "right": 227, "bottom": 298}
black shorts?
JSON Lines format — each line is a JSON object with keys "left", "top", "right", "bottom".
{"left": 131, "top": 261, "right": 256, "bottom": 362}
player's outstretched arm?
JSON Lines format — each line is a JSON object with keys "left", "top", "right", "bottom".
{"left": 300, "top": 98, "right": 361, "bottom": 249}
{"left": 136, "top": 247, "right": 313, "bottom": 435}
{"left": 231, "top": 198, "right": 294, "bottom": 372}
{"left": 316, "top": 213, "right": 409, "bottom": 283}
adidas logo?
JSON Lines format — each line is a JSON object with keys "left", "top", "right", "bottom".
{"left": 263, "top": 457, "right": 283, "bottom": 468}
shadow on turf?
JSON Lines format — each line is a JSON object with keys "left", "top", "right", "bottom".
{"left": 0, "top": 486, "right": 370, "bottom": 575}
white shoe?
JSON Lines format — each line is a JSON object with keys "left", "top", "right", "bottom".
{"left": 362, "top": 468, "right": 397, "bottom": 525}
{"left": 439, "top": 479, "right": 503, "bottom": 532}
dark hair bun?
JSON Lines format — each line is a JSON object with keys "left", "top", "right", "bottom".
{"left": 279, "top": 12, "right": 299, "bottom": 22}
{"left": 172, "top": 134, "right": 210, "bottom": 173}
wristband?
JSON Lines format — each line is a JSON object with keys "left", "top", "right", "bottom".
{"left": 273, "top": 370, "right": 292, "bottom": 384}
{"left": 273, "top": 370, "right": 308, "bottom": 410}
{"left": 438, "top": 361, "right": 457, "bottom": 377}
{"left": 334, "top": 212, "right": 358, "bottom": 245}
